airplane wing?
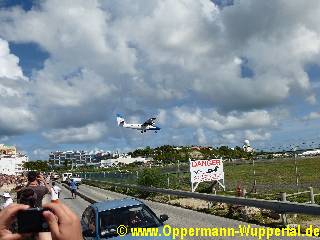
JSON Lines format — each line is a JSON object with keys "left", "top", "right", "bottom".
{"left": 142, "top": 117, "right": 156, "bottom": 127}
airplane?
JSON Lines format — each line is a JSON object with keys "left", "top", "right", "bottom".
{"left": 116, "top": 114, "right": 161, "bottom": 133}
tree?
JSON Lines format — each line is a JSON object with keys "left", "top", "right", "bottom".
{"left": 23, "top": 160, "right": 49, "bottom": 172}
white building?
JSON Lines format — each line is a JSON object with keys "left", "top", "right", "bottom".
{"left": 272, "top": 153, "right": 290, "bottom": 158}
{"left": 300, "top": 149, "right": 320, "bottom": 156}
{"left": 242, "top": 140, "right": 254, "bottom": 153}
{"left": 100, "top": 155, "right": 150, "bottom": 168}
{"left": 49, "top": 149, "right": 113, "bottom": 167}
{"left": 0, "top": 154, "right": 28, "bottom": 175}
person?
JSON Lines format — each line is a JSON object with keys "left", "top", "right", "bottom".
{"left": 69, "top": 179, "right": 77, "bottom": 199}
{"left": 0, "top": 202, "right": 83, "bottom": 240}
{"left": 88, "top": 215, "right": 96, "bottom": 234}
{"left": 18, "top": 188, "right": 37, "bottom": 208}
{"left": 18, "top": 171, "right": 50, "bottom": 207}
{"left": 50, "top": 182, "right": 61, "bottom": 203}
{"left": 46, "top": 175, "right": 51, "bottom": 184}
{"left": 128, "top": 211, "right": 142, "bottom": 227}
{"left": 1, "top": 192, "right": 13, "bottom": 209}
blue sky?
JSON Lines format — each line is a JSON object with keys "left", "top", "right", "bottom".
{"left": 0, "top": 0, "right": 320, "bottom": 159}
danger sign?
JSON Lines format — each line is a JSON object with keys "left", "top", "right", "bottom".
{"left": 190, "top": 159, "right": 224, "bottom": 184}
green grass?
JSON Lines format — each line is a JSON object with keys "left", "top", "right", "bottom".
{"left": 78, "top": 157, "right": 320, "bottom": 196}
{"left": 164, "top": 157, "right": 320, "bottom": 197}
{"left": 223, "top": 158, "right": 320, "bottom": 193}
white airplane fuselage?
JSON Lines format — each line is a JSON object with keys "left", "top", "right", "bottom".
{"left": 117, "top": 115, "right": 160, "bottom": 133}
{"left": 122, "top": 123, "right": 160, "bottom": 131}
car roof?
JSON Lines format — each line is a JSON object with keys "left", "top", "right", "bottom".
{"left": 92, "top": 198, "right": 144, "bottom": 212}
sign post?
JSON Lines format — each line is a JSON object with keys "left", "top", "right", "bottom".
{"left": 189, "top": 159, "right": 225, "bottom": 192}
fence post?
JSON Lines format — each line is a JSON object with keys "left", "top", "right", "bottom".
{"left": 242, "top": 188, "right": 247, "bottom": 198}
{"left": 252, "top": 158, "right": 257, "bottom": 193}
{"left": 167, "top": 174, "right": 171, "bottom": 201}
{"left": 294, "top": 150, "right": 299, "bottom": 192}
{"left": 281, "top": 192, "right": 287, "bottom": 201}
{"left": 280, "top": 192, "right": 287, "bottom": 225}
{"left": 309, "top": 187, "right": 315, "bottom": 204}
{"left": 177, "top": 160, "right": 181, "bottom": 187}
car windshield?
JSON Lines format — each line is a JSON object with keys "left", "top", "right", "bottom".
{"left": 99, "top": 204, "right": 162, "bottom": 237}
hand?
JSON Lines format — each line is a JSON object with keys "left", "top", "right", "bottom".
{"left": 37, "top": 175, "right": 44, "bottom": 182}
{"left": 42, "top": 202, "right": 82, "bottom": 240}
{"left": 0, "top": 204, "right": 29, "bottom": 240}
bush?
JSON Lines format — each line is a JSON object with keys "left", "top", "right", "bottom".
{"left": 137, "top": 168, "right": 166, "bottom": 187}
{"left": 137, "top": 168, "right": 166, "bottom": 198}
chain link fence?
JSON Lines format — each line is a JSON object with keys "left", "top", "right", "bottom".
{"left": 75, "top": 157, "right": 320, "bottom": 195}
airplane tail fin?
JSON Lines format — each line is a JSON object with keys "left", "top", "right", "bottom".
{"left": 116, "top": 114, "right": 125, "bottom": 126}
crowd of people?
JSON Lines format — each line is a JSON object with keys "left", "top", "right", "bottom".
{"left": 0, "top": 171, "right": 83, "bottom": 240}
{"left": 0, "top": 174, "right": 27, "bottom": 188}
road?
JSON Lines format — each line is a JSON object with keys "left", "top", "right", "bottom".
{"left": 59, "top": 184, "right": 314, "bottom": 240}
{"left": 78, "top": 184, "right": 252, "bottom": 229}
{"left": 58, "top": 184, "right": 90, "bottom": 216}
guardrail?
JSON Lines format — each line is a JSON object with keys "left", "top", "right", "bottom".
{"left": 84, "top": 180, "right": 320, "bottom": 218}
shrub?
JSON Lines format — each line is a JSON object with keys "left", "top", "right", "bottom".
{"left": 137, "top": 168, "right": 166, "bottom": 198}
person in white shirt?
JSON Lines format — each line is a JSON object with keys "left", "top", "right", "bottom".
{"left": 1, "top": 192, "right": 13, "bottom": 209}
{"left": 50, "top": 182, "right": 61, "bottom": 203}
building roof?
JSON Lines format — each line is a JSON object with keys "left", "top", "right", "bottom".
{"left": 92, "top": 198, "right": 143, "bottom": 212}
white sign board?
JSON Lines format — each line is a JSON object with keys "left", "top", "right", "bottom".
{"left": 189, "top": 159, "right": 224, "bottom": 191}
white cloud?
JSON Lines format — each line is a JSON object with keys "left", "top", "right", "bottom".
{"left": 32, "top": 148, "right": 52, "bottom": 159}
{"left": 35, "top": 68, "right": 116, "bottom": 108}
{"left": 306, "top": 94, "right": 317, "bottom": 105}
{"left": 0, "top": 38, "right": 25, "bottom": 79}
{"left": 157, "top": 109, "right": 167, "bottom": 125}
{"left": 0, "top": 0, "right": 137, "bottom": 75}
{"left": 0, "top": 107, "right": 36, "bottom": 134}
{"left": 0, "top": 38, "right": 35, "bottom": 136}
{"left": 221, "top": 133, "right": 236, "bottom": 143}
{"left": 244, "top": 129, "right": 271, "bottom": 141}
{"left": 195, "top": 128, "right": 207, "bottom": 145}
{"left": 173, "top": 107, "right": 273, "bottom": 131}
{"left": 42, "top": 122, "right": 108, "bottom": 143}
{"left": 0, "top": 0, "right": 319, "bottom": 149}
{"left": 303, "top": 112, "right": 320, "bottom": 121}
{"left": 1, "top": 0, "right": 319, "bottom": 113}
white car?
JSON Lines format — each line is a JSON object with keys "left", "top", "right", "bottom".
{"left": 51, "top": 173, "right": 60, "bottom": 181}
{"left": 62, "top": 172, "right": 73, "bottom": 182}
